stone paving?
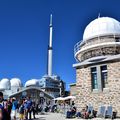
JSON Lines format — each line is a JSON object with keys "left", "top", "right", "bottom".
{"left": 24, "top": 113, "right": 120, "bottom": 120}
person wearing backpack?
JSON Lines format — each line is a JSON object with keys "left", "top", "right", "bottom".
{"left": 19, "top": 100, "right": 24, "bottom": 120}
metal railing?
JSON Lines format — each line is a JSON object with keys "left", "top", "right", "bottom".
{"left": 74, "top": 37, "right": 120, "bottom": 56}
{"left": 74, "top": 41, "right": 83, "bottom": 55}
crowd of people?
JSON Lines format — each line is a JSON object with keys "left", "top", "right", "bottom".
{"left": 0, "top": 92, "right": 116, "bottom": 120}
{"left": 0, "top": 91, "right": 106, "bottom": 120}
{"left": 0, "top": 91, "right": 40, "bottom": 120}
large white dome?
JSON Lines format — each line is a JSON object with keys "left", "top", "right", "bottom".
{"left": 83, "top": 17, "right": 120, "bottom": 40}
{"left": 10, "top": 78, "right": 22, "bottom": 87}
{"left": 0, "top": 78, "right": 11, "bottom": 90}
{"left": 25, "top": 79, "right": 39, "bottom": 87}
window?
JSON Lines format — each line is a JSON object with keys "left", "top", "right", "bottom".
{"left": 91, "top": 65, "right": 108, "bottom": 92}
{"left": 101, "top": 65, "right": 108, "bottom": 88}
{"left": 91, "top": 67, "right": 98, "bottom": 89}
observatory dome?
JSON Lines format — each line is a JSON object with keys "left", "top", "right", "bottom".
{"left": 83, "top": 17, "right": 120, "bottom": 40}
{"left": 25, "top": 79, "right": 39, "bottom": 87}
{"left": 0, "top": 78, "right": 11, "bottom": 90}
{"left": 10, "top": 78, "right": 22, "bottom": 87}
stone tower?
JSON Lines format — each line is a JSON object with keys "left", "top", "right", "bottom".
{"left": 73, "top": 17, "right": 120, "bottom": 114}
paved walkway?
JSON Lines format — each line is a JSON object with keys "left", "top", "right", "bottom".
{"left": 27, "top": 113, "right": 120, "bottom": 120}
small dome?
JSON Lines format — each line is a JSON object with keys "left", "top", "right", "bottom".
{"left": 10, "top": 78, "right": 22, "bottom": 87}
{"left": 0, "top": 78, "right": 10, "bottom": 90}
{"left": 25, "top": 79, "right": 39, "bottom": 87}
{"left": 83, "top": 17, "right": 120, "bottom": 40}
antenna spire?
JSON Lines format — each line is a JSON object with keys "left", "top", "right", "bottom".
{"left": 98, "top": 13, "right": 101, "bottom": 18}
{"left": 50, "top": 14, "right": 52, "bottom": 26}
{"left": 47, "top": 14, "right": 53, "bottom": 76}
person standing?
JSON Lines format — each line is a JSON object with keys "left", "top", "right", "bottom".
{"left": 11, "top": 97, "right": 18, "bottom": 120}
{"left": 0, "top": 92, "right": 5, "bottom": 120}
{"left": 19, "top": 100, "right": 24, "bottom": 120}
{"left": 26, "top": 97, "right": 32, "bottom": 120}
{"left": 7, "top": 98, "right": 12, "bottom": 119}
{"left": 32, "top": 102, "right": 36, "bottom": 119}
{"left": 23, "top": 99, "right": 28, "bottom": 120}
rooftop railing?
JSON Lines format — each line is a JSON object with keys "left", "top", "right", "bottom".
{"left": 74, "top": 40, "right": 85, "bottom": 56}
{"left": 74, "top": 36, "right": 120, "bottom": 56}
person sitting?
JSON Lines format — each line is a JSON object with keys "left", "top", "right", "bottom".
{"left": 71, "top": 103, "right": 76, "bottom": 117}
{"left": 81, "top": 105, "right": 89, "bottom": 119}
{"left": 82, "top": 104, "right": 95, "bottom": 119}
{"left": 66, "top": 102, "right": 76, "bottom": 118}
{"left": 66, "top": 109, "right": 72, "bottom": 118}
{"left": 76, "top": 111, "right": 81, "bottom": 118}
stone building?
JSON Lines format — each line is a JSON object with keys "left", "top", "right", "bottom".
{"left": 73, "top": 17, "right": 120, "bottom": 114}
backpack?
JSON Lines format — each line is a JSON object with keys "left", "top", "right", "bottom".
{"left": 0, "top": 103, "right": 4, "bottom": 110}
{"left": 19, "top": 105, "right": 24, "bottom": 114}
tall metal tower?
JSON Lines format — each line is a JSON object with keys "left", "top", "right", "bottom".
{"left": 47, "top": 14, "right": 53, "bottom": 76}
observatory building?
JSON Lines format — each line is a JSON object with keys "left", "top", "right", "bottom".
{"left": 0, "top": 78, "right": 22, "bottom": 99}
{"left": 73, "top": 17, "right": 120, "bottom": 114}
{"left": 38, "top": 14, "right": 65, "bottom": 98}
{"left": 0, "top": 15, "right": 65, "bottom": 100}
{"left": 0, "top": 77, "right": 53, "bottom": 103}
{"left": 24, "top": 15, "right": 65, "bottom": 98}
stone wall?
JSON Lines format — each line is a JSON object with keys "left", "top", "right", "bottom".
{"left": 75, "top": 35, "right": 120, "bottom": 62}
{"left": 75, "top": 61, "right": 120, "bottom": 115}
{"left": 77, "top": 47, "right": 120, "bottom": 61}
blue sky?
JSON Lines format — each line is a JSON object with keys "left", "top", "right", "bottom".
{"left": 0, "top": 0, "right": 120, "bottom": 90}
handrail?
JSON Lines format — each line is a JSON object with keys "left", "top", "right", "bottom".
{"left": 74, "top": 41, "right": 83, "bottom": 55}
{"left": 74, "top": 37, "right": 120, "bottom": 56}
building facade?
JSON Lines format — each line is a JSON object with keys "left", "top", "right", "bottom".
{"left": 70, "top": 83, "right": 77, "bottom": 96}
{"left": 39, "top": 75, "right": 65, "bottom": 98}
{"left": 73, "top": 17, "right": 120, "bottom": 114}
{"left": 9, "top": 86, "right": 54, "bottom": 105}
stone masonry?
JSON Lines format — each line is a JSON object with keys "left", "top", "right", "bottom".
{"left": 75, "top": 60, "right": 120, "bottom": 115}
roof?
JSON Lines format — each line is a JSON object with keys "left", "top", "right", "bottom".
{"left": 83, "top": 17, "right": 120, "bottom": 40}
{"left": 9, "top": 86, "right": 54, "bottom": 99}
{"left": 25, "top": 79, "right": 39, "bottom": 87}
{"left": 69, "top": 83, "right": 76, "bottom": 86}
{"left": 0, "top": 78, "right": 10, "bottom": 90}
{"left": 73, "top": 54, "right": 120, "bottom": 68}
{"left": 10, "top": 78, "right": 22, "bottom": 87}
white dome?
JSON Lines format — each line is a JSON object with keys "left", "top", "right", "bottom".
{"left": 0, "top": 78, "right": 11, "bottom": 90}
{"left": 25, "top": 79, "right": 39, "bottom": 87}
{"left": 10, "top": 78, "right": 22, "bottom": 87}
{"left": 83, "top": 17, "right": 120, "bottom": 40}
